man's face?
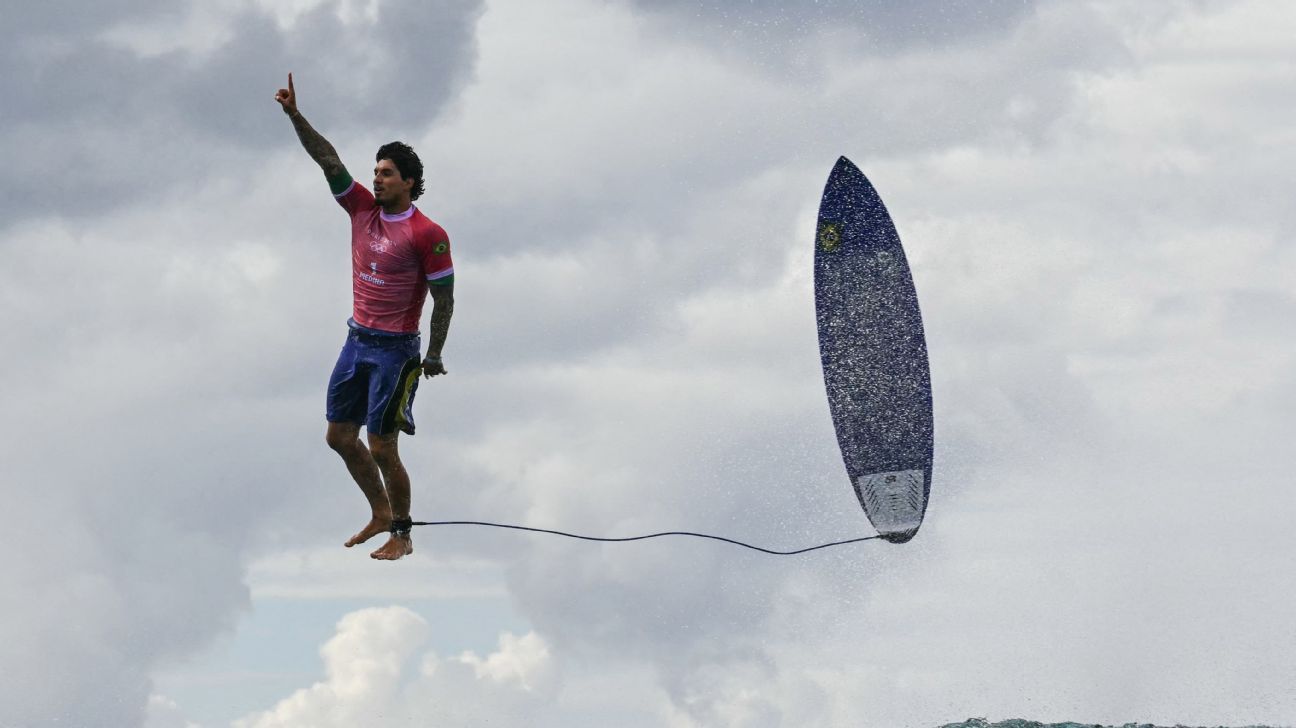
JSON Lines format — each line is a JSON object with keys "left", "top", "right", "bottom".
{"left": 372, "top": 158, "right": 413, "bottom": 206}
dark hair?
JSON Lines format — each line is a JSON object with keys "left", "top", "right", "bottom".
{"left": 376, "top": 141, "right": 425, "bottom": 201}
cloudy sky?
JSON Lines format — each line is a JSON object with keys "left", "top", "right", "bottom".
{"left": 2, "top": 1, "right": 1294, "bottom": 726}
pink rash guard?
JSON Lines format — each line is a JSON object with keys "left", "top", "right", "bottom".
{"left": 334, "top": 180, "right": 453, "bottom": 334}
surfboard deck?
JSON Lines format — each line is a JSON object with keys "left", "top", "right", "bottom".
{"left": 814, "top": 157, "right": 933, "bottom": 544}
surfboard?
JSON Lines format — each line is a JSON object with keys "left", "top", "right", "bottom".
{"left": 814, "top": 157, "right": 934, "bottom": 543}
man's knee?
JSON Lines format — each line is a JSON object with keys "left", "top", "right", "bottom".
{"left": 326, "top": 423, "right": 362, "bottom": 454}
{"left": 367, "top": 434, "right": 400, "bottom": 469}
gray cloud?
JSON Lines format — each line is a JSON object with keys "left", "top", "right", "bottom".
{"left": 629, "top": 0, "right": 1038, "bottom": 54}
{"left": 414, "top": 3, "right": 1295, "bottom": 724}
{"left": 0, "top": 2, "right": 484, "bottom": 723}
{"left": 394, "top": 0, "right": 1136, "bottom": 410}
{"left": 0, "top": 0, "right": 482, "bottom": 224}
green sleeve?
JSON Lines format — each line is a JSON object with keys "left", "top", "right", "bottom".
{"left": 326, "top": 169, "right": 353, "bottom": 195}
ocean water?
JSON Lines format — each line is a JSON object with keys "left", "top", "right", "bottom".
{"left": 938, "top": 715, "right": 1280, "bottom": 720}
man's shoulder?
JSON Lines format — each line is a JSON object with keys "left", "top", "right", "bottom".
{"left": 409, "top": 209, "right": 448, "bottom": 242}
{"left": 336, "top": 179, "right": 377, "bottom": 215}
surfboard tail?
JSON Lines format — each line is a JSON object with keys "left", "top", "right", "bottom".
{"left": 853, "top": 469, "right": 929, "bottom": 543}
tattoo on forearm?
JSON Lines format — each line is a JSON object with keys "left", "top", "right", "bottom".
{"left": 289, "top": 111, "right": 344, "bottom": 177}
{"left": 428, "top": 294, "right": 454, "bottom": 356}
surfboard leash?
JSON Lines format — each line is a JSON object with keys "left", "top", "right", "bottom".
{"left": 400, "top": 519, "right": 881, "bottom": 555}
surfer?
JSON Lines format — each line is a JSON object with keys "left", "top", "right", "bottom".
{"left": 274, "top": 73, "right": 455, "bottom": 561}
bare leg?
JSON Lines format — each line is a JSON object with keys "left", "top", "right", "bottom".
{"left": 368, "top": 431, "right": 414, "bottom": 561}
{"left": 326, "top": 421, "right": 393, "bottom": 546}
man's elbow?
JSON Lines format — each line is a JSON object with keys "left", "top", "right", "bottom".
{"left": 431, "top": 289, "right": 455, "bottom": 311}
{"left": 320, "top": 155, "right": 345, "bottom": 178}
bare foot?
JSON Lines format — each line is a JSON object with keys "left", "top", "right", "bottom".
{"left": 370, "top": 534, "right": 414, "bottom": 561}
{"left": 345, "top": 516, "right": 392, "bottom": 547}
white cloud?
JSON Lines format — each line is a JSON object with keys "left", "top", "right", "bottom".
{"left": 144, "top": 694, "right": 202, "bottom": 728}
{"left": 233, "top": 607, "right": 430, "bottom": 728}
{"left": 458, "top": 631, "right": 552, "bottom": 691}
{"left": 232, "top": 607, "right": 568, "bottom": 728}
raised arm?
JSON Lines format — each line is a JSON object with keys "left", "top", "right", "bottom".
{"left": 274, "top": 73, "right": 347, "bottom": 180}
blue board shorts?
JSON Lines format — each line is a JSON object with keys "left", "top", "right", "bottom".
{"left": 326, "top": 322, "right": 422, "bottom": 436}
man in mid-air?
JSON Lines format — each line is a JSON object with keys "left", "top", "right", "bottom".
{"left": 275, "top": 73, "right": 455, "bottom": 561}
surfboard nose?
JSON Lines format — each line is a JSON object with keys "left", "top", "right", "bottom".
{"left": 829, "top": 155, "right": 862, "bottom": 185}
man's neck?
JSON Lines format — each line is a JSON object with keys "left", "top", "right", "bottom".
{"left": 381, "top": 199, "right": 412, "bottom": 216}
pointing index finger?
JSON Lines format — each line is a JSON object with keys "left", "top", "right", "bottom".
{"left": 288, "top": 72, "right": 294, "bottom": 93}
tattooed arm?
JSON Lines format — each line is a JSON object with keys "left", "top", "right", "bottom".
{"left": 274, "top": 73, "right": 346, "bottom": 180}
{"left": 422, "top": 281, "right": 455, "bottom": 378}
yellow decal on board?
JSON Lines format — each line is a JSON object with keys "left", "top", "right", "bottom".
{"left": 817, "top": 222, "right": 842, "bottom": 253}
